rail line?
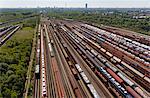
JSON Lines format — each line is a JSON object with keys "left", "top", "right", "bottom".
{"left": 0, "top": 25, "right": 20, "bottom": 46}
{"left": 34, "top": 18, "right": 150, "bottom": 98}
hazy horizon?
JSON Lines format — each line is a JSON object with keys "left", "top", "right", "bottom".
{"left": 0, "top": 0, "right": 150, "bottom": 8}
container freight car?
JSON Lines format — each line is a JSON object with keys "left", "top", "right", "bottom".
{"left": 41, "top": 26, "right": 47, "bottom": 97}
{"left": 35, "top": 38, "right": 41, "bottom": 78}
{"left": 98, "top": 67, "right": 132, "bottom": 98}
{"left": 68, "top": 30, "right": 133, "bottom": 97}
{"left": 81, "top": 23, "right": 150, "bottom": 63}
{"left": 35, "top": 64, "right": 40, "bottom": 78}
{"left": 75, "top": 64, "right": 100, "bottom": 98}
{"left": 72, "top": 28, "right": 149, "bottom": 97}
{"left": 44, "top": 24, "right": 55, "bottom": 57}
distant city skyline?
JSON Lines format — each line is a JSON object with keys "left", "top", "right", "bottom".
{"left": 0, "top": 0, "right": 150, "bottom": 8}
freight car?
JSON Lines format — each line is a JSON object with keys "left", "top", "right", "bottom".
{"left": 0, "top": 25, "right": 12, "bottom": 32}
{"left": 0, "top": 25, "right": 17, "bottom": 37}
{"left": 0, "top": 26, "right": 20, "bottom": 46}
{"left": 65, "top": 29, "right": 133, "bottom": 98}
{"left": 38, "top": 24, "right": 41, "bottom": 33}
{"left": 41, "top": 27, "right": 47, "bottom": 97}
{"left": 79, "top": 25, "right": 150, "bottom": 77}
{"left": 68, "top": 28, "right": 149, "bottom": 97}
{"left": 74, "top": 25, "right": 149, "bottom": 73}
{"left": 81, "top": 24, "right": 150, "bottom": 63}
{"left": 87, "top": 37, "right": 150, "bottom": 96}
{"left": 75, "top": 64, "right": 100, "bottom": 98}
{"left": 48, "top": 43, "right": 54, "bottom": 57}
{"left": 88, "top": 45, "right": 143, "bottom": 97}
{"left": 44, "top": 24, "right": 55, "bottom": 57}
{"left": 35, "top": 38, "right": 41, "bottom": 78}
{"left": 98, "top": 67, "right": 132, "bottom": 98}
{"left": 104, "top": 60, "right": 149, "bottom": 97}
{"left": 35, "top": 64, "right": 40, "bottom": 78}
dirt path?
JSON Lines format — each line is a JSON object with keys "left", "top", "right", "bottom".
{"left": 23, "top": 25, "right": 37, "bottom": 98}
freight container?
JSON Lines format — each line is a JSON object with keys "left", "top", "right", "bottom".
{"left": 110, "top": 58, "right": 117, "bottom": 64}
{"left": 106, "top": 68, "right": 123, "bottom": 83}
{"left": 86, "top": 50, "right": 95, "bottom": 58}
{"left": 106, "top": 52, "right": 113, "bottom": 58}
{"left": 116, "top": 64, "right": 124, "bottom": 71}
{"left": 113, "top": 56, "right": 121, "bottom": 63}
{"left": 134, "top": 87, "right": 148, "bottom": 98}
{"left": 80, "top": 72, "right": 90, "bottom": 84}
{"left": 121, "top": 61, "right": 144, "bottom": 78}
{"left": 126, "top": 86, "right": 141, "bottom": 98}
{"left": 97, "top": 55, "right": 107, "bottom": 63}
{"left": 117, "top": 72, "right": 134, "bottom": 86}
{"left": 75, "top": 64, "right": 83, "bottom": 73}
{"left": 100, "top": 48, "right": 106, "bottom": 53}
{"left": 87, "top": 84, "right": 100, "bottom": 98}
{"left": 91, "top": 49, "right": 98, "bottom": 56}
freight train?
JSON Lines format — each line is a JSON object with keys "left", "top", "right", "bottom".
{"left": 80, "top": 24, "right": 150, "bottom": 64}
{"left": 0, "top": 25, "right": 18, "bottom": 37}
{"left": 35, "top": 38, "right": 40, "bottom": 78}
{"left": 0, "top": 25, "right": 20, "bottom": 46}
{"left": 0, "top": 25, "right": 12, "bottom": 32}
{"left": 60, "top": 26, "right": 134, "bottom": 98}
{"left": 60, "top": 25, "right": 149, "bottom": 98}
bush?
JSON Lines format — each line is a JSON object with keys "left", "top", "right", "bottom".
{"left": 0, "top": 26, "right": 35, "bottom": 97}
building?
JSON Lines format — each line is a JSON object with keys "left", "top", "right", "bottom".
{"left": 85, "top": 3, "right": 87, "bottom": 9}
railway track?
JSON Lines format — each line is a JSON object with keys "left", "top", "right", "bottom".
{"left": 53, "top": 25, "right": 111, "bottom": 98}
{"left": 34, "top": 79, "right": 40, "bottom": 98}
{"left": 34, "top": 24, "right": 41, "bottom": 98}
{"left": 34, "top": 18, "right": 150, "bottom": 98}
{"left": 0, "top": 25, "right": 20, "bottom": 46}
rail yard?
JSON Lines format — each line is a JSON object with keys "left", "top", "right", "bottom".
{"left": 33, "top": 18, "right": 150, "bottom": 98}
{"left": 0, "top": 25, "right": 20, "bottom": 46}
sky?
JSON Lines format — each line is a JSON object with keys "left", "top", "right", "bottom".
{"left": 0, "top": 0, "right": 150, "bottom": 8}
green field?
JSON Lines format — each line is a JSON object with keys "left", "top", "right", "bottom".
{"left": 0, "top": 9, "right": 36, "bottom": 22}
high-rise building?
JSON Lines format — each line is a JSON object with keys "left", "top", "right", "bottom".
{"left": 85, "top": 3, "right": 87, "bottom": 9}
